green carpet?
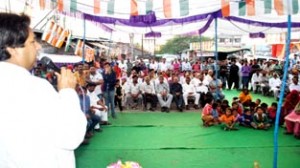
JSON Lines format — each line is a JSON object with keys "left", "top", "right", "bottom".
{"left": 76, "top": 112, "right": 300, "bottom": 168}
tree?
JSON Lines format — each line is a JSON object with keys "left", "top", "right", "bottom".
{"left": 158, "top": 35, "right": 211, "bottom": 55}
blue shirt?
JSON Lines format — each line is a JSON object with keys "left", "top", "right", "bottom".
{"left": 79, "top": 95, "right": 90, "bottom": 114}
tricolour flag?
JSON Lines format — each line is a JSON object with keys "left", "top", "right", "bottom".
{"left": 224, "top": 0, "right": 300, "bottom": 17}
{"left": 163, "top": 0, "right": 190, "bottom": 18}
{"left": 57, "top": 0, "right": 77, "bottom": 13}
{"left": 55, "top": 29, "right": 69, "bottom": 48}
{"left": 49, "top": 26, "right": 63, "bottom": 46}
{"left": 221, "top": 0, "right": 230, "bottom": 17}
{"left": 75, "top": 40, "right": 84, "bottom": 56}
{"left": 94, "top": 0, "right": 101, "bottom": 14}
{"left": 41, "top": 20, "right": 56, "bottom": 42}
{"left": 65, "top": 31, "right": 72, "bottom": 52}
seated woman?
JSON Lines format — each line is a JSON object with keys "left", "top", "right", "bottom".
{"left": 281, "top": 90, "right": 300, "bottom": 125}
{"left": 239, "top": 87, "right": 252, "bottom": 107}
{"left": 284, "top": 102, "right": 300, "bottom": 139}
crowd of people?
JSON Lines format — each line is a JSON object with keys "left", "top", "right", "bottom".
{"left": 31, "top": 55, "right": 300, "bottom": 141}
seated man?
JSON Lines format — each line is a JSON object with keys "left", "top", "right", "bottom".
{"left": 182, "top": 76, "right": 200, "bottom": 110}
{"left": 170, "top": 76, "right": 184, "bottom": 112}
{"left": 289, "top": 75, "right": 300, "bottom": 92}
{"left": 86, "top": 83, "right": 110, "bottom": 128}
{"left": 125, "top": 75, "right": 143, "bottom": 109}
{"left": 141, "top": 76, "right": 157, "bottom": 111}
{"left": 77, "top": 85, "right": 101, "bottom": 143}
{"left": 209, "top": 73, "right": 225, "bottom": 101}
{"left": 259, "top": 71, "right": 270, "bottom": 95}
{"left": 156, "top": 75, "right": 173, "bottom": 112}
{"left": 269, "top": 73, "right": 281, "bottom": 99}
{"left": 251, "top": 70, "right": 261, "bottom": 93}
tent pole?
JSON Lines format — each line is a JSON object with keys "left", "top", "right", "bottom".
{"left": 214, "top": 18, "right": 218, "bottom": 78}
{"left": 199, "top": 33, "right": 203, "bottom": 62}
{"left": 33, "top": 8, "right": 56, "bottom": 29}
{"left": 107, "top": 31, "right": 113, "bottom": 60}
{"left": 82, "top": 19, "right": 86, "bottom": 63}
{"left": 273, "top": 14, "right": 291, "bottom": 168}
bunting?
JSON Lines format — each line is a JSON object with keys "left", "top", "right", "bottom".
{"left": 221, "top": 0, "right": 300, "bottom": 17}
{"left": 41, "top": 20, "right": 69, "bottom": 48}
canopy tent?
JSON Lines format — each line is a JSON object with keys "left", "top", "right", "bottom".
{"left": 1, "top": 0, "right": 300, "bottom": 40}
{"left": 1, "top": 1, "right": 298, "bottom": 168}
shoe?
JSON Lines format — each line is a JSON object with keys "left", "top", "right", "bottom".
{"left": 185, "top": 105, "right": 190, "bottom": 110}
{"left": 161, "top": 107, "right": 166, "bottom": 112}
{"left": 166, "top": 108, "right": 170, "bottom": 113}
{"left": 85, "top": 132, "right": 93, "bottom": 138}
{"left": 284, "top": 131, "right": 293, "bottom": 135}
{"left": 179, "top": 107, "right": 183, "bottom": 112}
{"left": 194, "top": 105, "right": 199, "bottom": 109}
{"left": 101, "top": 121, "right": 112, "bottom": 126}
{"left": 294, "top": 135, "right": 300, "bottom": 139}
{"left": 94, "top": 128, "right": 103, "bottom": 132}
{"left": 80, "top": 139, "right": 90, "bottom": 145}
{"left": 149, "top": 107, "right": 155, "bottom": 111}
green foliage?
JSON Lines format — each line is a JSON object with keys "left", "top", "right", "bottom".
{"left": 158, "top": 35, "right": 211, "bottom": 54}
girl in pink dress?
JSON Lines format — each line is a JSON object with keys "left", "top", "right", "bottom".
{"left": 285, "top": 102, "right": 300, "bottom": 139}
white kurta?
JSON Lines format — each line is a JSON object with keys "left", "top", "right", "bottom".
{"left": 0, "top": 62, "right": 87, "bottom": 168}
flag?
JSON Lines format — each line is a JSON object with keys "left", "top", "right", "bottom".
{"left": 221, "top": 0, "right": 230, "bottom": 17}
{"left": 39, "top": 0, "right": 46, "bottom": 10}
{"left": 179, "top": 0, "right": 189, "bottom": 16}
{"left": 57, "top": 0, "right": 63, "bottom": 12}
{"left": 55, "top": 29, "right": 69, "bottom": 48}
{"left": 130, "top": 0, "right": 138, "bottom": 16}
{"left": 274, "top": 0, "right": 284, "bottom": 15}
{"left": 146, "top": 0, "right": 153, "bottom": 14}
{"left": 41, "top": 20, "right": 56, "bottom": 42}
{"left": 162, "top": 0, "right": 189, "bottom": 18}
{"left": 75, "top": 40, "right": 84, "bottom": 56}
{"left": 71, "top": 0, "right": 77, "bottom": 12}
{"left": 94, "top": 0, "right": 101, "bottom": 14}
{"left": 163, "top": 0, "right": 172, "bottom": 18}
{"left": 246, "top": 0, "right": 255, "bottom": 16}
{"left": 49, "top": 26, "right": 63, "bottom": 46}
{"left": 264, "top": 0, "right": 272, "bottom": 14}
{"left": 107, "top": 0, "right": 115, "bottom": 15}
{"left": 85, "top": 46, "right": 95, "bottom": 62}
{"left": 65, "top": 31, "right": 72, "bottom": 52}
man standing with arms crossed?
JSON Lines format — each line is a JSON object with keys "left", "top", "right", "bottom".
{"left": 0, "top": 13, "right": 87, "bottom": 168}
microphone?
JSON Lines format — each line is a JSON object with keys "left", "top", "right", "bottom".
{"left": 40, "top": 56, "right": 60, "bottom": 73}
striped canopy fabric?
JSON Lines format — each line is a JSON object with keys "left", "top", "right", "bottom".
{"left": 38, "top": 0, "right": 300, "bottom": 19}
{"left": 2, "top": 0, "right": 300, "bottom": 39}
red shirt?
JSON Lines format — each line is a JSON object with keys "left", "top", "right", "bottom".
{"left": 202, "top": 103, "right": 212, "bottom": 117}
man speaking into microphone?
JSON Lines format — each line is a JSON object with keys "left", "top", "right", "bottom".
{"left": 0, "top": 13, "right": 87, "bottom": 168}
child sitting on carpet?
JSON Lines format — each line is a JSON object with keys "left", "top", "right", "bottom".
{"left": 201, "top": 97, "right": 214, "bottom": 127}
{"left": 232, "top": 108, "right": 242, "bottom": 125}
{"left": 211, "top": 102, "right": 220, "bottom": 125}
{"left": 219, "top": 108, "right": 238, "bottom": 131}
{"left": 253, "top": 106, "right": 270, "bottom": 130}
{"left": 267, "top": 102, "right": 277, "bottom": 124}
{"left": 240, "top": 108, "right": 254, "bottom": 128}
{"left": 232, "top": 101, "right": 243, "bottom": 115}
